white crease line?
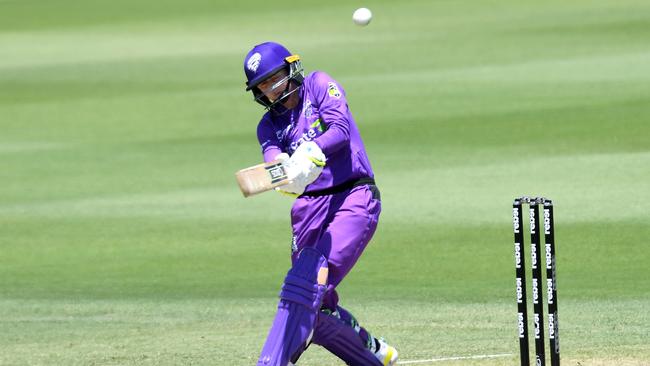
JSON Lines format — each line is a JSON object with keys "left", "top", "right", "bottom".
{"left": 398, "top": 353, "right": 513, "bottom": 364}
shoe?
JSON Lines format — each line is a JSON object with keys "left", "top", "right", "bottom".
{"left": 374, "top": 338, "right": 398, "bottom": 366}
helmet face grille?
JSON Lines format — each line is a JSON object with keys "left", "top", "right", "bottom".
{"left": 288, "top": 59, "right": 304, "bottom": 85}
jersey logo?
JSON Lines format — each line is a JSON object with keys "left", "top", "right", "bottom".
{"left": 327, "top": 82, "right": 341, "bottom": 98}
{"left": 276, "top": 123, "right": 293, "bottom": 141}
{"left": 291, "top": 235, "right": 298, "bottom": 253}
{"left": 310, "top": 119, "right": 325, "bottom": 133}
{"left": 247, "top": 52, "right": 262, "bottom": 73}
{"left": 289, "top": 123, "right": 322, "bottom": 152}
{"left": 303, "top": 100, "right": 313, "bottom": 118}
{"left": 261, "top": 139, "right": 273, "bottom": 150}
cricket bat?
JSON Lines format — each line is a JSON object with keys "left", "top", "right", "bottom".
{"left": 235, "top": 159, "right": 290, "bottom": 197}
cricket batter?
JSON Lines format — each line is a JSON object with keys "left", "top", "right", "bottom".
{"left": 243, "top": 42, "right": 398, "bottom": 366}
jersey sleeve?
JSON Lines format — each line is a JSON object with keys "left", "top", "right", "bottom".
{"left": 310, "top": 72, "right": 352, "bottom": 156}
{"left": 256, "top": 114, "right": 283, "bottom": 162}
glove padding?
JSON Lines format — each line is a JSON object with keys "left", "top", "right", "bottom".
{"left": 275, "top": 142, "right": 326, "bottom": 196}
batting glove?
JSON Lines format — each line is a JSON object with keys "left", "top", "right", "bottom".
{"left": 275, "top": 142, "right": 326, "bottom": 196}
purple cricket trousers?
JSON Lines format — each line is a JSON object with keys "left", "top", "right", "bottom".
{"left": 290, "top": 183, "right": 381, "bottom": 309}
{"left": 257, "top": 182, "right": 385, "bottom": 366}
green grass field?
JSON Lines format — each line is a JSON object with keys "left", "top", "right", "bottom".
{"left": 1, "top": 0, "right": 649, "bottom": 365}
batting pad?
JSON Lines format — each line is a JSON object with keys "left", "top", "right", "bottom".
{"left": 312, "top": 312, "right": 383, "bottom": 366}
{"left": 257, "top": 248, "right": 328, "bottom": 366}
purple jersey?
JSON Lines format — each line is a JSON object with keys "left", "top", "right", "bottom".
{"left": 256, "top": 71, "right": 374, "bottom": 193}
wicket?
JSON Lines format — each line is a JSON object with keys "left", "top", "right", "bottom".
{"left": 512, "top": 196, "right": 559, "bottom": 366}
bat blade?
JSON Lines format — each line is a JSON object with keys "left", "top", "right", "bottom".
{"left": 235, "top": 159, "right": 290, "bottom": 197}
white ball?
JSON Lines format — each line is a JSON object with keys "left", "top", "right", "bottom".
{"left": 352, "top": 7, "right": 372, "bottom": 26}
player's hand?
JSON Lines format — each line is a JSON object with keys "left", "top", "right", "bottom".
{"left": 275, "top": 142, "right": 326, "bottom": 196}
{"left": 274, "top": 153, "right": 290, "bottom": 163}
{"left": 293, "top": 141, "right": 326, "bottom": 168}
{"left": 289, "top": 141, "right": 326, "bottom": 186}
{"left": 272, "top": 153, "right": 302, "bottom": 196}
{"left": 271, "top": 153, "right": 305, "bottom": 196}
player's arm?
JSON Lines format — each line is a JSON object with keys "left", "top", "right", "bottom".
{"left": 310, "top": 72, "right": 352, "bottom": 156}
{"left": 258, "top": 116, "right": 325, "bottom": 194}
{"left": 236, "top": 119, "right": 324, "bottom": 197}
{"left": 235, "top": 149, "right": 324, "bottom": 197}
{"left": 257, "top": 115, "right": 283, "bottom": 162}
{"left": 275, "top": 142, "right": 325, "bottom": 196}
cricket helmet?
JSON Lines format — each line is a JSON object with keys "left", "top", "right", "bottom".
{"left": 243, "top": 42, "right": 304, "bottom": 111}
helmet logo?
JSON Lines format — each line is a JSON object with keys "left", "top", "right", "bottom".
{"left": 247, "top": 52, "right": 262, "bottom": 73}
